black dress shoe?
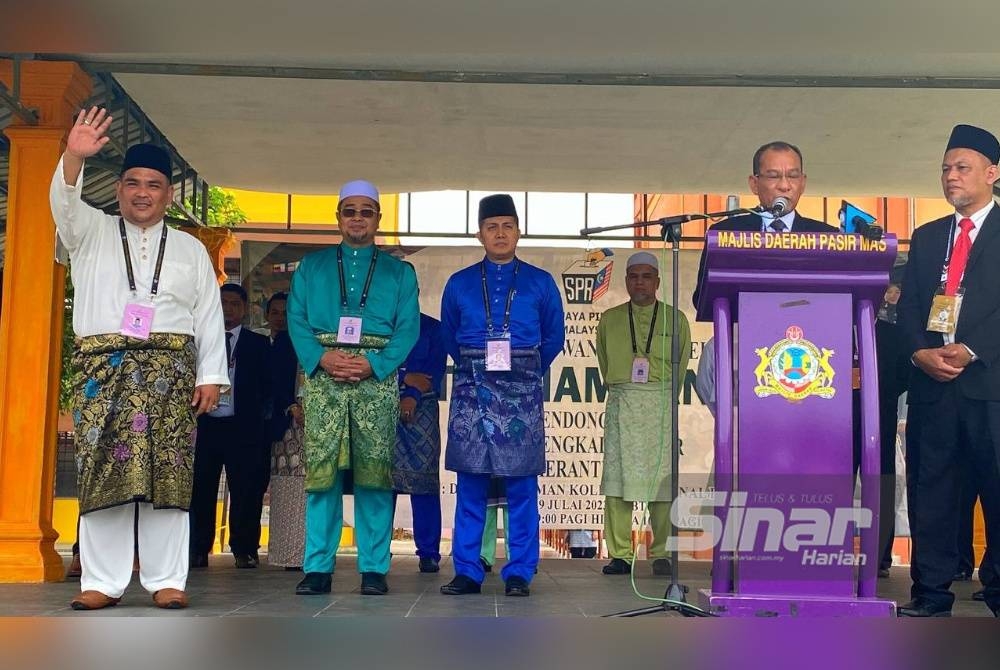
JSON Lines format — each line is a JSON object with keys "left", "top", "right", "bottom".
{"left": 360, "top": 572, "right": 389, "bottom": 595}
{"left": 602, "top": 558, "right": 631, "bottom": 575}
{"left": 419, "top": 557, "right": 440, "bottom": 573}
{"left": 898, "top": 599, "right": 952, "bottom": 617}
{"left": 953, "top": 571, "right": 973, "bottom": 582}
{"left": 234, "top": 554, "right": 258, "bottom": 569}
{"left": 480, "top": 557, "right": 492, "bottom": 573}
{"left": 295, "top": 572, "right": 332, "bottom": 595}
{"left": 190, "top": 553, "right": 209, "bottom": 569}
{"left": 440, "top": 575, "right": 482, "bottom": 595}
{"left": 877, "top": 567, "right": 891, "bottom": 579}
{"left": 972, "top": 589, "right": 985, "bottom": 602}
{"left": 505, "top": 576, "right": 530, "bottom": 597}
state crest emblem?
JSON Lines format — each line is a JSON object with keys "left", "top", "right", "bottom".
{"left": 753, "top": 326, "right": 836, "bottom": 401}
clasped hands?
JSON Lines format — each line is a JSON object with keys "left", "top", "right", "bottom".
{"left": 319, "top": 350, "right": 373, "bottom": 383}
{"left": 912, "top": 343, "right": 973, "bottom": 383}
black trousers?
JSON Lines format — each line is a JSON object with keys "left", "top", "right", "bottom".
{"left": 906, "top": 385, "right": 1000, "bottom": 612}
{"left": 189, "top": 416, "right": 271, "bottom": 557}
{"left": 958, "top": 478, "right": 996, "bottom": 584}
{"left": 852, "top": 390, "right": 897, "bottom": 571}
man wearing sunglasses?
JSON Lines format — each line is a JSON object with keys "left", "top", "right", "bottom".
{"left": 287, "top": 180, "right": 420, "bottom": 596}
{"left": 692, "top": 141, "right": 838, "bottom": 309}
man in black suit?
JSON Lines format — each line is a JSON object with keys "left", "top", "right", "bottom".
{"left": 189, "top": 284, "right": 273, "bottom": 569}
{"left": 693, "top": 141, "right": 839, "bottom": 308}
{"left": 897, "top": 124, "right": 1000, "bottom": 617}
{"left": 868, "top": 279, "right": 911, "bottom": 578}
{"left": 265, "top": 292, "right": 299, "bottom": 444}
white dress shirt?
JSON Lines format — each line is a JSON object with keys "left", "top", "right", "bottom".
{"left": 951, "top": 199, "right": 994, "bottom": 245}
{"left": 944, "top": 200, "right": 995, "bottom": 348}
{"left": 50, "top": 157, "right": 229, "bottom": 387}
{"left": 759, "top": 211, "right": 796, "bottom": 232}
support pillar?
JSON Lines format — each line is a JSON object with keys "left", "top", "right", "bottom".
{"left": 182, "top": 226, "right": 236, "bottom": 284}
{"left": 0, "top": 60, "right": 92, "bottom": 581}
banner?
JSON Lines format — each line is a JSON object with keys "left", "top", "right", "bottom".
{"left": 402, "top": 246, "right": 715, "bottom": 529}
{"left": 245, "top": 241, "right": 910, "bottom": 536}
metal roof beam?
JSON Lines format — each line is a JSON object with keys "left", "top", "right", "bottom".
{"left": 0, "top": 57, "right": 39, "bottom": 125}
{"left": 41, "top": 58, "right": 1000, "bottom": 90}
{"left": 0, "top": 82, "right": 39, "bottom": 125}
{"left": 169, "top": 199, "right": 207, "bottom": 228}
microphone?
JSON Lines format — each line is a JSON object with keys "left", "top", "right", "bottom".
{"left": 752, "top": 196, "right": 791, "bottom": 216}
{"left": 851, "top": 216, "right": 884, "bottom": 241}
{"left": 769, "top": 196, "right": 791, "bottom": 216}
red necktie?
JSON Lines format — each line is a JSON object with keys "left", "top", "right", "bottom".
{"left": 945, "top": 218, "right": 975, "bottom": 296}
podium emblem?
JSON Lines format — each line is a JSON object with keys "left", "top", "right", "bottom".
{"left": 753, "top": 326, "right": 836, "bottom": 401}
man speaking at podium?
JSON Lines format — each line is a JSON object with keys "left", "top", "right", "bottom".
{"left": 693, "top": 141, "right": 839, "bottom": 308}
{"left": 897, "top": 124, "right": 1000, "bottom": 618}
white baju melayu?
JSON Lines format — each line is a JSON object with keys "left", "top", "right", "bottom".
{"left": 51, "top": 157, "right": 229, "bottom": 598}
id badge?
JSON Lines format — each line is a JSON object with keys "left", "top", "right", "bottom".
{"left": 120, "top": 302, "right": 155, "bottom": 339}
{"left": 486, "top": 335, "right": 512, "bottom": 372}
{"left": 631, "top": 357, "right": 650, "bottom": 384}
{"left": 927, "top": 293, "right": 962, "bottom": 334}
{"left": 337, "top": 315, "right": 363, "bottom": 344}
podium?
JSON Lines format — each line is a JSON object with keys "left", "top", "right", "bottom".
{"left": 694, "top": 230, "right": 897, "bottom": 617}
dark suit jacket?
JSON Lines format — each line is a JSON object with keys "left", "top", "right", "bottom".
{"left": 692, "top": 212, "right": 840, "bottom": 309}
{"left": 876, "top": 318, "right": 910, "bottom": 402}
{"left": 268, "top": 330, "right": 299, "bottom": 442}
{"left": 898, "top": 204, "right": 1000, "bottom": 403}
{"left": 199, "top": 327, "right": 273, "bottom": 443}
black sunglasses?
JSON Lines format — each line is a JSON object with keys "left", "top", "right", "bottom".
{"left": 338, "top": 207, "right": 378, "bottom": 219}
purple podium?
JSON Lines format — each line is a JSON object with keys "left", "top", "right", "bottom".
{"left": 694, "top": 230, "right": 897, "bottom": 617}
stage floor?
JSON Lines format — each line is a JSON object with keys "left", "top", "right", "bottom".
{"left": 1, "top": 552, "right": 994, "bottom": 618}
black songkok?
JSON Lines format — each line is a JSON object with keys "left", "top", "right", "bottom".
{"left": 478, "top": 194, "right": 518, "bottom": 222}
{"left": 946, "top": 124, "right": 1000, "bottom": 165}
{"left": 120, "top": 143, "right": 172, "bottom": 180}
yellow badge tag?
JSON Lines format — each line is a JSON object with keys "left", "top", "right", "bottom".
{"left": 926, "top": 294, "right": 962, "bottom": 334}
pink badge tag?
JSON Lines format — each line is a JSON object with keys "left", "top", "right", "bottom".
{"left": 120, "top": 302, "right": 155, "bottom": 339}
{"left": 486, "top": 337, "right": 512, "bottom": 372}
{"left": 631, "top": 357, "right": 650, "bottom": 384}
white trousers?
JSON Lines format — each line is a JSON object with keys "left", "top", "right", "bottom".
{"left": 79, "top": 503, "right": 189, "bottom": 598}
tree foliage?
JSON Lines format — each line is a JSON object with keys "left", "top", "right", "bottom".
{"left": 168, "top": 186, "right": 248, "bottom": 227}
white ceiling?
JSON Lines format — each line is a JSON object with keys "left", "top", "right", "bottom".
{"left": 14, "top": 0, "right": 1000, "bottom": 196}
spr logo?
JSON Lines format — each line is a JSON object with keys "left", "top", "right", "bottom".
{"left": 561, "top": 249, "right": 614, "bottom": 305}
{"left": 753, "top": 325, "right": 836, "bottom": 401}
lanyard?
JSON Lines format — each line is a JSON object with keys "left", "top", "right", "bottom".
{"left": 337, "top": 245, "right": 379, "bottom": 311}
{"left": 628, "top": 301, "right": 660, "bottom": 357}
{"left": 481, "top": 260, "right": 519, "bottom": 335}
{"left": 118, "top": 218, "right": 168, "bottom": 298}
{"left": 938, "top": 218, "right": 958, "bottom": 283}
